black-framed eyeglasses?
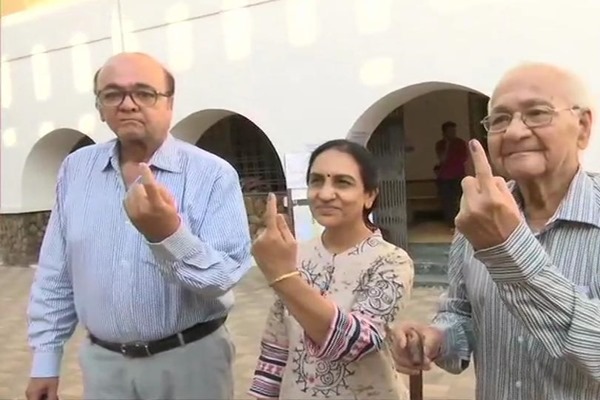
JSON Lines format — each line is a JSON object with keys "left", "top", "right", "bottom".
{"left": 481, "top": 106, "right": 582, "bottom": 134}
{"left": 96, "top": 88, "right": 172, "bottom": 107}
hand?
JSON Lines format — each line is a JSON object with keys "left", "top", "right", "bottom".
{"left": 389, "top": 322, "right": 443, "bottom": 375}
{"left": 454, "top": 140, "right": 522, "bottom": 250}
{"left": 25, "top": 377, "right": 59, "bottom": 400}
{"left": 124, "top": 163, "right": 180, "bottom": 243}
{"left": 251, "top": 193, "right": 297, "bottom": 283}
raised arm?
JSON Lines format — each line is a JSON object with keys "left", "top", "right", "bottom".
{"left": 301, "top": 247, "right": 414, "bottom": 363}
{"left": 476, "top": 222, "right": 600, "bottom": 381}
{"left": 431, "top": 235, "right": 475, "bottom": 374}
{"left": 251, "top": 196, "right": 413, "bottom": 364}
{"left": 147, "top": 165, "right": 252, "bottom": 296}
{"left": 248, "top": 298, "right": 289, "bottom": 399}
{"left": 27, "top": 158, "right": 78, "bottom": 378}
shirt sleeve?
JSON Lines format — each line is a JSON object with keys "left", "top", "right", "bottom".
{"left": 27, "top": 158, "right": 78, "bottom": 378}
{"left": 248, "top": 298, "right": 289, "bottom": 399}
{"left": 303, "top": 246, "right": 414, "bottom": 363}
{"left": 147, "top": 165, "right": 252, "bottom": 297}
{"left": 431, "top": 234, "right": 476, "bottom": 374}
{"left": 475, "top": 221, "right": 600, "bottom": 381}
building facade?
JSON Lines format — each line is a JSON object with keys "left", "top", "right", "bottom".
{"left": 2, "top": 0, "right": 600, "bottom": 266}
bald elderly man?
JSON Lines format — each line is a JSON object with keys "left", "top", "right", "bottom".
{"left": 25, "top": 52, "right": 252, "bottom": 400}
{"left": 392, "top": 63, "right": 600, "bottom": 399}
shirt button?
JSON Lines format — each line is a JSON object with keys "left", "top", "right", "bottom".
{"left": 517, "top": 336, "right": 524, "bottom": 343}
{"left": 515, "top": 380, "right": 522, "bottom": 388}
{"left": 121, "top": 260, "right": 129, "bottom": 267}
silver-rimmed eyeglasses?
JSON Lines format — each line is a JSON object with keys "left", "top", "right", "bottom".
{"left": 481, "top": 106, "right": 582, "bottom": 134}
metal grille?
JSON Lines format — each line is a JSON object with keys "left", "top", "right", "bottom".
{"left": 243, "top": 191, "right": 293, "bottom": 239}
{"left": 196, "top": 115, "right": 287, "bottom": 193}
{"left": 367, "top": 107, "right": 408, "bottom": 250}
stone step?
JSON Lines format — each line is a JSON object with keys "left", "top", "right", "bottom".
{"left": 413, "top": 260, "right": 448, "bottom": 277}
{"left": 414, "top": 273, "right": 448, "bottom": 288}
{"left": 408, "top": 242, "right": 451, "bottom": 287}
{"left": 408, "top": 243, "right": 450, "bottom": 264}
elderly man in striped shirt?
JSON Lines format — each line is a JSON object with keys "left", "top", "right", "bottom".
{"left": 25, "top": 52, "right": 252, "bottom": 400}
{"left": 392, "top": 62, "right": 600, "bottom": 400}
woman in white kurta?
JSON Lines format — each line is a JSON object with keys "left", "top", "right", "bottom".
{"left": 249, "top": 139, "right": 414, "bottom": 399}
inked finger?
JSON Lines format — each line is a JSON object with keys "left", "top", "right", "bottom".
{"left": 469, "top": 139, "right": 494, "bottom": 185}
{"left": 139, "top": 163, "right": 161, "bottom": 203}
{"left": 263, "top": 193, "right": 278, "bottom": 230}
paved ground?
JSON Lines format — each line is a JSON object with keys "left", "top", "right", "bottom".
{"left": 0, "top": 266, "right": 476, "bottom": 400}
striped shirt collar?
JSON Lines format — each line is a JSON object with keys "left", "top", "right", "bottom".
{"left": 508, "top": 168, "right": 600, "bottom": 229}
{"left": 101, "top": 134, "right": 182, "bottom": 174}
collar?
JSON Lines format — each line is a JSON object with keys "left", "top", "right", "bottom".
{"left": 101, "top": 134, "right": 182, "bottom": 174}
{"left": 509, "top": 168, "right": 600, "bottom": 229}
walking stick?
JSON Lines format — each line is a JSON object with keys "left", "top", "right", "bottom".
{"left": 407, "top": 329, "right": 424, "bottom": 400}
{"left": 409, "top": 373, "right": 423, "bottom": 400}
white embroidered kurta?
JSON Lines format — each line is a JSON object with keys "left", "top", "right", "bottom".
{"left": 249, "top": 233, "right": 414, "bottom": 399}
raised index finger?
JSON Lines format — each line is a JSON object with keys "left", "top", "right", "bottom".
{"left": 263, "top": 193, "right": 278, "bottom": 230}
{"left": 469, "top": 139, "right": 494, "bottom": 184}
{"left": 139, "top": 163, "right": 161, "bottom": 203}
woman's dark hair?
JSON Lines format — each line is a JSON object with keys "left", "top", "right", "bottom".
{"left": 306, "top": 139, "right": 380, "bottom": 231}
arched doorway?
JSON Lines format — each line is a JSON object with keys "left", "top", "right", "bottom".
{"left": 348, "top": 82, "right": 489, "bottom": 285}
{"left": 7, "top": 128, "right": 96, "bottom": 266}
{"left": 172, "top": 109, "right": 287, "bottom": 238}
{"left": 71, "top": 135, "right": 95, "bottom": 153}
{"left": 22, "top": 128, "right": 95, "bottom": 211}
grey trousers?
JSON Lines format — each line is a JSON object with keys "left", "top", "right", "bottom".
{"left": 79, "top": 326, "right": 235, "bottom": 400}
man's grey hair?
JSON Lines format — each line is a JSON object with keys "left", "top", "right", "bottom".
{"left": 486, "top": 62, "right": 594, "bottom": 114}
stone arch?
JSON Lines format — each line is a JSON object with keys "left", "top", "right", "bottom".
{"left": 347, "top": 81, "right": 490, "bottom": 249}
{"left": 172, "top": 109, "right": 286, "bottom": 193}
{"left": 348, "top": 81, "right": 488, "bottom": 144}
{"left": 21, "top": 128, "right": 95, "bottom": 211}
{"left": 172, "top": 109, "right": 288, "bottom": 239}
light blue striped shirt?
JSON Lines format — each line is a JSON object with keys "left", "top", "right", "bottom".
{"left": 27, "top": 135, "right": 253, "bottom": 378}
{"left": 433, "top": 169, "right": 600, "bottom": 399}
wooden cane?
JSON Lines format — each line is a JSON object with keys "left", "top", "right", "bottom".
{"left": 409, "top": 373, "right": 423, "bottom": 400}
{"left": 407, "top": 329, "right": 424, "bottom": 400}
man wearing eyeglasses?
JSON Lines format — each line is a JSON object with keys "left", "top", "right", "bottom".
{"left": 25, "top": 52, "right": 252, "bottom": 400}
{"left": 391, "top": 62, "right": 600, "bottom": 399}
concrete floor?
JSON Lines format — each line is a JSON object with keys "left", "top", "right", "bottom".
{"left": 0, "top": 266, "right": 476, "bottom": 400}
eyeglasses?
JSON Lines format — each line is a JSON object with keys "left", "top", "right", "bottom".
{"left": 481, "top": 106, "right": 582, "bottom": 134}
{"left": 96, "top": 88, "right": 171, "bottom": 107}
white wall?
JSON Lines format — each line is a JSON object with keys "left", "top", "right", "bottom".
{"left": 2, "top": 0, "right": 600, "bottom": 212}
